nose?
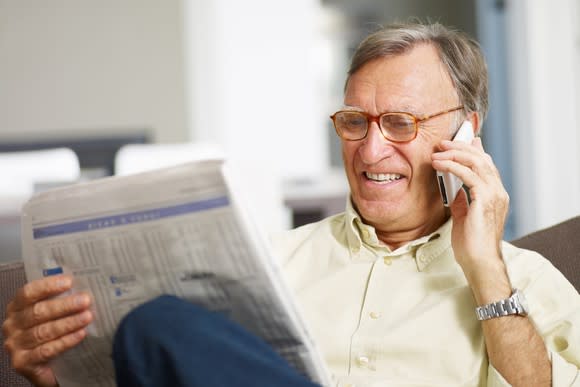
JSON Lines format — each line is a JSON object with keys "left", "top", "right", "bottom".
{"left": 357, "top": 121, "right": 396, "bottom": 164}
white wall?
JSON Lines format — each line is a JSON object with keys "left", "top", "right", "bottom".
{"left": 505, "top": 0, "right": 580, "bottom": 236}
{"left": 183, "top": 0, "right": 330, "bottom": 180}
{"left": 0, "top": 0, "right": 188, "bottom": 143}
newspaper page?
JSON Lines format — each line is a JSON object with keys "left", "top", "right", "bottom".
{"left": 21, "top": 159, "right": 332, "bottom": 387}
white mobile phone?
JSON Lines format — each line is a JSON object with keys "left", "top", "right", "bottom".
{"left": 436, "top": 121, "right": 474, "bottom": 206}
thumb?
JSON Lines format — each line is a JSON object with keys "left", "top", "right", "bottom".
{"left": 450, "top": 187, "right": 469, "bottom": 218}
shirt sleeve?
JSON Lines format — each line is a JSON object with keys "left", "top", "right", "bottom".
{"left": 529, "top": 261, "right": 580, "bottom": 387}
{"left": 487, "top": 245, "right": 580, "bottom": 386}
{"left": 486, "top": 363, "right": 511, "bottom": 386}
{"left": 487, "top": 351, "right": 580, "bottom": 386}
{"left": 550, "top": 350, "right": 580, "bottom": 386}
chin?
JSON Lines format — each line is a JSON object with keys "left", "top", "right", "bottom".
{"left": 354, "top": 197, "right": 405, "bottom": 224}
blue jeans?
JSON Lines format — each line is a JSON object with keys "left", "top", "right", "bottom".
{"left": 113, "top": 295, "right": 322, "bottom": 387}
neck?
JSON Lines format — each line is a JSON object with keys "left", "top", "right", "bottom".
{"left": 372, "top": 208, "right": 449, "bottom": 250}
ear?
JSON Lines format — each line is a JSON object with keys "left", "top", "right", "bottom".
{"left": 467, "top": 111, "right": 481, "bottom": 136}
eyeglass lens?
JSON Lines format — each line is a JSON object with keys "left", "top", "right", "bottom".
{"left": 334, "top": 111, "right": 416, "bottom": 141}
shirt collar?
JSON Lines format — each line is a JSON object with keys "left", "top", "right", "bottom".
{"left": 344, "top": 197, "right": 453, "bottom": 271}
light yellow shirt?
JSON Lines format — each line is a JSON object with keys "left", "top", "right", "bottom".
{"left": 272, "top": 201, "right": 580, "bottom": 387}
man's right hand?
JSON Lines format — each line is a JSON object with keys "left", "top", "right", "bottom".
{"left": 2, "top": 274, "right": 93, "bottom": 387}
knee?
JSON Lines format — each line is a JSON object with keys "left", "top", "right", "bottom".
{"left": 114, "top": 295, "right": 207, "bottom": 347}
{"left": 113, "top": 295, "right": 206, "bottom": 386}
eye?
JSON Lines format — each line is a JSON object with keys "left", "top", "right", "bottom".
{"left": 382, "top": 114, "right": 415, "bottom": 132}
{"left": 338, "top": 112, "right": 366, "bottom": 130}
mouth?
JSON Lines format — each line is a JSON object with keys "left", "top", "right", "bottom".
{"left": 364, "top": 171, "right": 403, "bottom": 183}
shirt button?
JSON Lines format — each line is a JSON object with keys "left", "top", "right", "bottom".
{"left": 351, "top": 246, "right": 360, "bottom": 254}
{"left": 356, "top": 355, "right": 370, "bottom": 367}
{"left": 362, "top": 229, "right": 370, "bottom": 239}
{"left": 383, "top": 257, "right": 392, "bottom": 265}
{"left": 344, "top": 384, "right": 356, "bottom": 387}
{"left": 369, "top": 311, "right": 381, "bottom": 319}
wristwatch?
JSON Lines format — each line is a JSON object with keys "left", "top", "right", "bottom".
{"left": 475, "top": 289, "right": 529, "bottom": 321}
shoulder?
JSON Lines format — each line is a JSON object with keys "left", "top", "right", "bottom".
{"left": 500, "top": 240, "right": 549, "bottom": 270}
{"left": 500, "top": 240, "right": 566, "bottom": 286}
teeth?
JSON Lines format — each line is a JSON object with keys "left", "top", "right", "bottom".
{"left": 365, "top": 172, "right": 402, "bottom": 182}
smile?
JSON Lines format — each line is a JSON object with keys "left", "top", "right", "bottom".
{"left": 364, "top": 172, "right": 402, "bottom": 182}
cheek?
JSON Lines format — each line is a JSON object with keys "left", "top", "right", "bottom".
{"left": 408, "top": 148, "right": 440, "bottom": 194}
{"left": 341, "top": 143, "right": 357, "bottom": 166}
{"left": 400, "top": 142, "right": 437, "bottom": 179}
{"left": 416, "top": 128, "right": 442, "bottom": 151}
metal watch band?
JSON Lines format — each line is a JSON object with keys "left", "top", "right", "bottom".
{"left": 475, "top": 290, "right": 527, "bottom": 321}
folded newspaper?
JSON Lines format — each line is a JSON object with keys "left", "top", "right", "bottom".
{"left": 21, "top": 159, "right": 332, "bottom": 387}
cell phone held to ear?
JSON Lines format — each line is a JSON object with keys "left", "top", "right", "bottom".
{"left": 437, "top": 121, "right": 474, "bottom": 207}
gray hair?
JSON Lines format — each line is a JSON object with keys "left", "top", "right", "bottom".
{"left": 346, "top": 22, "right": 489, "bottom": 124}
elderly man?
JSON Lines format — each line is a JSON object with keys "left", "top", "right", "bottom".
{"left": 3, "top": 22, "right": 579, "bottom": 387}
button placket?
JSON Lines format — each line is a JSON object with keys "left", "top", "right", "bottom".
{"left": 349, "top": 258, "right": 381, "bottom": 374}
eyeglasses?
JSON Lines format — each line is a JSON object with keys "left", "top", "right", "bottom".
{"left": 330, "top": 105, "right": 464, "bottom": 143}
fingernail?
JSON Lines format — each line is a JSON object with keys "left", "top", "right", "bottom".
{"left": 74, "top": 329, "right": 87, "bottom": 340}
{"left": 78, "top": 310, "right": 92, "bottom": 324}
{"left": 56, "top": 277, "right": 71, "bottom": 289}
{"left": 75, "top": 294, "right": 88, "bottom": 307}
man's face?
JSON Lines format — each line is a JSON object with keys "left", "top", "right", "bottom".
{"left": 342, "top": 44, "right": 461, "bottom": 237}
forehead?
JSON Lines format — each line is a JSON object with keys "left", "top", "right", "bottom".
{"left": 344, "top": 44, "right": 458, "bottom": 114}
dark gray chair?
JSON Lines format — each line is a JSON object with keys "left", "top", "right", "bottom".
{"left": 1, "top": 216, "right": 579, "bottom": 386}
{"left": 0, "top": 261, "right": 33, "bottom": 386}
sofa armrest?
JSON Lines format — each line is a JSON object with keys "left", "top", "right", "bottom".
{"left": 0, "top": 261, "right": 34, "bottom": 387}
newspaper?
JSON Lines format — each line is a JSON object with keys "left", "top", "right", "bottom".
{"left": 21, "top": 159, "right": 332, "bottom": 387}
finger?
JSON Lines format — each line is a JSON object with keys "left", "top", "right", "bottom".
{"left": 8, "top": 275, "right": 73, "bottom": 313}
{"left": 436, "top": 139, "right": 492, "bottom": 169}
{"left": 11, "top": 328, "right": 87, "bottom": 373}
{"left": 432, "top": 158, "right": 504, "bottom": 203}
{"left": 28, "top": 328, "right": 88, "bottom": 365}
{"left": 432, "top": 148, "right": 499, "bottom": 181}
{"left": 15, "top": 310, "right": 93, "bottom": 350}
{"left": 435, "top": 158, "right": 509, "bottom": 216}
{"left": 438, "top": 138, "right": 482, "bottom": 152}
{"left": 20, "top": 365, "right": 57, "bottom": 387}
{"left": 432, "top": 159, "right": 480, "bottom": 190}
{"left": 450, "top": 187, "right": 469, "bottom": 217}
{"left": 13, "top": 292, "right": 92, "bottom": 330}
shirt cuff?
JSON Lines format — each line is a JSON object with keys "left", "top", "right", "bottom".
{"left": 487, "top": 363, "right": 511, "bottom": 387}
{"left": 487, "top": 351, "right": 580, "bottom": 387}
{"left": 550, "top": 350, "right": 580, "bottom": 387}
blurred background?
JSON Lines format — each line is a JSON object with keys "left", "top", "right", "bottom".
{"left": 1, "top": 0, "right": 579, "bottom": 262}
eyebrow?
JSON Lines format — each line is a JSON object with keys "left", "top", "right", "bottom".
{"left": 340, "top": 105, "right": 364, "bottom": 111}
{"left": 340, "top": 104, "right": 420, "bottom": 115}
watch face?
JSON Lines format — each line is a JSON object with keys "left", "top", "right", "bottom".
{"left": 514, "top": 289, "right": 529, "bottom": 315}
